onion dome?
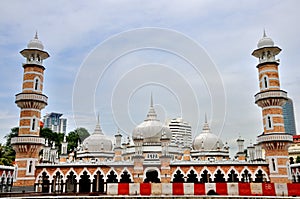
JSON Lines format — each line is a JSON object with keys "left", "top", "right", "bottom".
{"left": 132, "top": 94, "right": 171, "bottom": 143}
{"left": 27, "top": 32, "right": 44, "bottom": 50}
{"left": 257, "top": 30, "right": 274, "bottom": 48}
{"left": 193, "top": 116, "right": 223, "bottom": 151}
{"left": 83, "top": 115, "right": 113, "bottom": 152}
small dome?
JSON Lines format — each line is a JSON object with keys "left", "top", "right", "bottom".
{"left": 132, "top": 94, "right": 172, "bottom": 143}
{"left": 27, "top": 32, "right": 44, "bottom": 50}
{"left": 257, "top": 30, "right": 274, "bottom": 48}
{"left": 83, "top": 117, "right": 113, "bottom": 152}
{"left": 193, "top": 119, "right": 223, "bottom": 151}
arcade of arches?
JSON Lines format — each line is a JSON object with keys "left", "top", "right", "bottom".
{"left": 35, "top": 167, "right": 268, "bottom": 193}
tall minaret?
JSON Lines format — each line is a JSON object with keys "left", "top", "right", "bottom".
{"left": 11, "top": 33, "right": 49, "bottom": 187}
{"left": 252, "top": 31, "right": 292, "bottom": 183}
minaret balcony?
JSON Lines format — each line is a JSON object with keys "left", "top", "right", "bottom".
{"left": 15, "top": 93, "right": 48, "bottom": 108}
{"left": 11, "top": 136, "right": 45, "bottom": 145}
{"left": 255, "top": 90, "right": 287, "bottom": 105}
{"left": 257, "top": 133, "right": 293, "bottom": 144}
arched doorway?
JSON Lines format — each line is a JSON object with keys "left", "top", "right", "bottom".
{"left": 92, "top": 171, "right": 104, "bottom": 193}
{"left": 66, "top": 171, "right": 77, "bottom": 193}
{"left": 41, "top": 172, "right": 50, "bottom": 193}
{"left": 144, "top": 170, "right": 160, "bottom": 183}
{"left": 79, "top": 171, "right": 91, "bottom": 193}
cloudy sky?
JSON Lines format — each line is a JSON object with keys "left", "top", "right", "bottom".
{"left": 1, "top": 0, "right": 299, "bottom": 152}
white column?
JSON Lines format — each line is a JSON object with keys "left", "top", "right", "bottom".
{"left": 90, "top": 183, "right": 93, "bottom": 192}
{"left": 63, "top": 183, "right": 66, "bottom": 193}
{"left": 49, "top": 184, "right": 52, "bottom": 193}
{"left": 76, "top": 183, "right": 79, "bottom": 193}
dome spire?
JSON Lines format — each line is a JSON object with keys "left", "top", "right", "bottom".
{"left": 202, "top": 114, "right": 210, "bottom": 133}
{"left": 150, "top": 92, "right": 153, "bottom": 107}
{"left": 34, "top": 31, "right": 38, "bottom": 39}
{"left": 145, "top": 93, "right": 157, "bottom": 121}
{"left": 263, "top": 29, "right": 267, "bottom": 38}
{"left": 94, "top": 113, "right": 103, "bottom": 135}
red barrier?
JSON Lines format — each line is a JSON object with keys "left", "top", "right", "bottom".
{"left": 262, "top": 183, "right": 275, "bottom": 196}
{"left": 287, "top": 183, "right": 300, "bottom": 196}
{"left": 173, "top": 183, "right": 184, "bottom": 195}
{"left": 238, "top": 183, "right": 252, "bottom": 196}
{"left": 140, "top": 183, "right": 151, "bottom": 195}
{"left": 118, "top": 183, "right": 129, "bottom": 195}
{"left": 216, "top": 183, "right": 228, "bottom": 195}
{"left": 194, "top": 183, "right": 205, "bottom": 195}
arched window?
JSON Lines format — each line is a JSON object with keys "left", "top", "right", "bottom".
{"left": 262, "top": 75, "right": 269, "bottom": 89}
{"left": 120, "top": 170, "right": 132, "bottom": 183}
{"left": 227, "top": 170, "right": 239, "bottom": 182}
{"left": 272, "top": 158, "right": 276, "bottom": 171}
{"left": 214, "top": 169, "right": 225, "bottom": 182}
{"left": 172, "top": 169, "right": 185, "bottom": 183}
{"left": 266, "top": 115, "right": 273, "bottom": 129}
{"left": 28, "top": 161, "right": 33, "bottom": 173}
{"left": 31, "top": 118, "right": 36, "bottom": 131}
{"left": 33, "top": 77, "right": 40, "bottom": 91}
{"left": 186, "top": 170, "right": 198, "bottom": 183}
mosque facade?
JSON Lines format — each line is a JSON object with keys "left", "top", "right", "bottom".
{"left": 10, "top": 32, "right": 300, "bottom": 196}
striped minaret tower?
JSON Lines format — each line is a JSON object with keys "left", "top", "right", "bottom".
{"left": 11, "top": 33, "right": 49, "bottom": 187}
{"left": 252, "top": 31, "right": 292, "bottom": 183}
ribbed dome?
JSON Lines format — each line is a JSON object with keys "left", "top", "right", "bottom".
{"left": 257, "top": 30, "right": 274, "bottom": 48}
{"left": 27, "top": 32, "right": 44, "bottom": 50}
{"left": 83, "top": 117, "right": 113, "bottom": 152}
{"left": 193, "top": 118, "right": 223, "bottom": 151}
{"left": 132, "top": 95, "right": 171, "bottom": 143}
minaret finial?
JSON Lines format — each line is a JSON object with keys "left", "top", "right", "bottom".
{"left": 150, "top": 92, "right": 153, "bottom": 107}
{"left": 34, "top": 31, "right": 38, "bottom": 39}
{"left": 97, "top": 112, "right": 100, "bottom": 124}
{"left": 146, "top": 92, "right": 157, "bottom": 121}
{"left": 263, "top": 29, "right": 267, "bottom": 37}
{"left": 205, "top": 113, "right": 208, "bottom": 123}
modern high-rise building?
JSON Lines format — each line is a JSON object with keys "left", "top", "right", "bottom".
{"left": 283, "top": 98, "right": 297, "bottom": 135}
{"left": 43, "top": 112, "right": 67, "bottom": 133}
{"left": 166, "top": 118, "right": 192, "bottom": 147}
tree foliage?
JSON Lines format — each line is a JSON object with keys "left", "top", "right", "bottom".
{"left": 74, "top": 127, "right": 90, "bottom": 142}
{"left": 67, "top": 127, "right": 90, "bottom": 152}
{"left": 296, "top": 156, "right": 300, "bottom": 163}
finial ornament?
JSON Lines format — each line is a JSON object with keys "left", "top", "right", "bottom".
{"left": 97, "top": 112, "right": 100, "bottom": 124}
{"left": 205, "top": 113, "right": 208, "bottom": 123}
{"left": 150, "top": 92, "right": 153, "bottom": 107}
{"left": 34, "top": 31, "right": 38, "bottom": 39}
{"left": 263, "top": 29, "right": 267, "bottom": 38}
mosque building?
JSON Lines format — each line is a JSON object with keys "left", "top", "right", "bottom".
{"left": 9, "top": 32, "right": 300, "bottom": 196}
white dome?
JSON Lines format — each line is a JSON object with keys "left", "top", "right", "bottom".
{"left": 132, "top": 95, "right": 171, "bottom": 143}
{"left": 27, "top": 32, "right": 44, "bottom": 50}
{"left": 193, "top": 120, "right": 223, "bottom": 151}
{"left": 133, "top": 120, "right": 171, "bottom": 143}
{"left": 257, "top": 31, "right": 274, "bottom": 48}
{"left": 83, "top": 119, "right": 113, "bottom": 152}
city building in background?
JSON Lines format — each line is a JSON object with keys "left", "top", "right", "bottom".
{"left": 43, "top": 112, "right": 67, "bottom": 134}
{"left": 167, "top": 117, "right": 192, "bottom": 147}
{"left": 283, "top": 98, "right": 297, "bottom": 135}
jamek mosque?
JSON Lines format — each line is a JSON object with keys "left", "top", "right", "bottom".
{"left": 3, "top": 31, "right": 300, "bottom": 196}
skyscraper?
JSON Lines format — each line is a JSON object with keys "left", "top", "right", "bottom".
{"left": 43, "top": 112, "right": 67, "bottom": 133}
{"left": 283, "top": 98, "right": 297, "bottom": 135}
{"left": 167, "top": 118, "right": 192, "bottom": 147}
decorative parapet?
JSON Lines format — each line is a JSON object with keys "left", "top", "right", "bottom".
{"left": 255, "top": 90, "right": 287, "bottom": 103}
{"left": 257, "top": 133, "right": 293, "bottom": 144}
{"left": 11, "top": 136, "right": 45, "bottom": 145}
{"left": 15, "top": 93, "right": 48, "bottom": 104}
